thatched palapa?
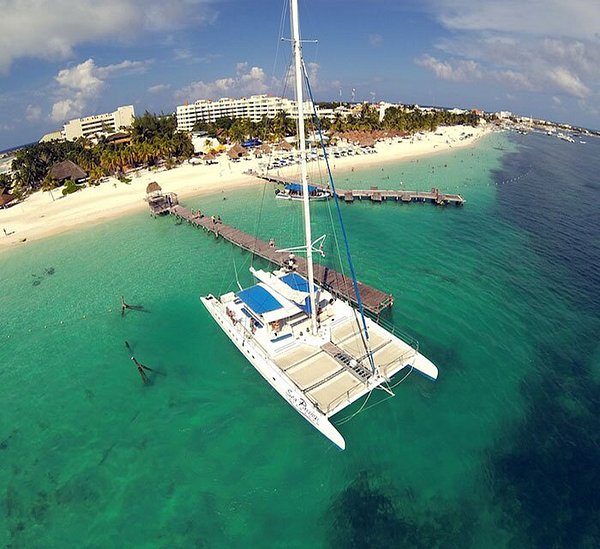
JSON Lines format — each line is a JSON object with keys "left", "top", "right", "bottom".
{"left": 227, "top": 144, "right": 248, "bottom": 159}
{"left": 146, "top": 181, "right": 162, "bottom": 195}
{"left": 47, "top": 160, "right": 87, "bottom": 183}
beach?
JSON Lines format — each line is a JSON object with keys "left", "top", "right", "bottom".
{"left": 0, "top": 124, "right": 491, "bottom": 249}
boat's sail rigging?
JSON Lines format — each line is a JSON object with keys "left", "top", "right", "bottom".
{"left": 200, "top": 0, "right": 439, "bottom": 450}
{"left": 290, "top": 0, "right": 318, "bottom": 336}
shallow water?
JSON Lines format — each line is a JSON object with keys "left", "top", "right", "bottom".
{"left": 1, "top": 131, "right": 598, "bottom": 547}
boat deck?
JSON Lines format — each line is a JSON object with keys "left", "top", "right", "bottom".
{"left": 271, "top": 318, "right": 416, "bottom": 415}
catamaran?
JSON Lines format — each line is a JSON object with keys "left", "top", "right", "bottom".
{"left": 201, "top": 0, "right": 438, "bottom": 449}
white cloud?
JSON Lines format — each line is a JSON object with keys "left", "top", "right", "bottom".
{"left": 50, "top": 58, "right": 150, "bottom": 122}
{"left": 418, "top": 0, "right": 600, "bottom": 103}
{"left": 416, "top": 55, "right": 482, "bottom": 81}
{"left": 546, "top": 67, "right": 590, "bottom": 99}
{"left": 0, "top": 0, "right": 217, "bottom": 74}
{"left": 172, "top": 49, "right": 220, "bottom": 64}
{"left": 175, "top": 62, "right": 271, "bottom": 101}
{"left": 148, "top": 83, "right": 171, "bottom": 94}
{"left": 25, "top": 104, "right": 42, "bottom": 122}
{"left": 428, "top": 0, "right": 600, "bottom": 40}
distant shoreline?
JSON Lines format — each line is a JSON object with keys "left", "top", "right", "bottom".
{"left": 0, "top": 124, "right": 492, "bottom": 252}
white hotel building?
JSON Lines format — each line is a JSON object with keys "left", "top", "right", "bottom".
{"left": 176, "top": 95, "right": 314, "bottom": 131}
{"left": 62, "top": 105, "right": 135, "bottom": 140}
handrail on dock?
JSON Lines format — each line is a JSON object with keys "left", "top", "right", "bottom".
{"left": 166, "top": 204, "right": 393, "bottom": 316}
{"left": 257, "top": 175, "right": 464, "bottom": 205}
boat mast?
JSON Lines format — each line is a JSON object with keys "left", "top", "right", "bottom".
{"left": 290, "top": 0, "right": 318, "bottom": 335}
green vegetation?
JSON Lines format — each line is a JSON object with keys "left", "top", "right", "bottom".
{"left": 5, "top": 105, "right": 480, "bottom": 202}
{"left": 8, "top": 112, "right": 193, "bottom": 199}
{"left": 61, "top": 179, "right": 81, "bottom": 196}
{"left": 192, "top": 104, "right": 480, "bottom": 143}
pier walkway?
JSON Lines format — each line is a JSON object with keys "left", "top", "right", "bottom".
{"left": 168, "top": 205, "right": 393, "bottom": 316}
{"left": 259, "top": 175, "right": 465, "bottom": 205}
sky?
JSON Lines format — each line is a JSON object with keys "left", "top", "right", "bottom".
{"left": 1, "top": 0, "right": 599, "bottom": 150}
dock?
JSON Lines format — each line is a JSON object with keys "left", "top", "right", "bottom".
{"left": 259, "top": 175, "right": 465, "bottom": 206}
{"left": 168, "top": 205, "right": 393, "bottom": 316}
{"left": 339, "top": 186, "right": 465, "bottom": 205}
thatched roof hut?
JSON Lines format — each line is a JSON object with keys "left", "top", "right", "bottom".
{"left": 276, "top": 140, "right": 293, "bottom": 151}
{"left": 0, "top": 192, "right": 15, "bottom": 208}
{"left": 227, "top": 144, "right": 248, "bottom": 159}
{"left": 259, "top": 143, "right": 272, "bottom": 154}
{"left": 146, "top": 181, "right": 162, "bottom": 195}
{"left": 47, "top": 160, "right": 87, "bottom": 183}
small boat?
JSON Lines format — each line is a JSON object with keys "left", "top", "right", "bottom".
{"left": 275, "top": 183, "right": 332, "bottom": 201}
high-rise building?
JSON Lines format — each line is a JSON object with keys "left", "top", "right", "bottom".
{"left": 62, "top": 105, "right": 135, "bottom": 140}
{"left": 176, "top": 95, "right": 314, "bottom": 131}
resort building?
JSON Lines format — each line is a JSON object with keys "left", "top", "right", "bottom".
{"left": 62, "top": 105, "right": 135, "bottom": 141}
{"left": 176, "top": 95, "right": 314, "bottom": 131}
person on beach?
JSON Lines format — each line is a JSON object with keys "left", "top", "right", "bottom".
{"left": 2, "top": 228, "right": 6, "bottom": 236}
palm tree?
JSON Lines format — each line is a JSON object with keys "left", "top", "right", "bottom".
{"left": 41, "top": 174, "right": 59, "bottom": 201}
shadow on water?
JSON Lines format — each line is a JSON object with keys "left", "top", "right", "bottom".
{"left": 326, "top": 470, "right": 475, "bottom": 548}
{"left": 488, "top": 343, "right": 600, "bottom": 547}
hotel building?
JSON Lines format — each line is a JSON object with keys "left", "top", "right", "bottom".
{"left": 176, "top": 95, "right": 315, "bottom": 132}
{"left": 62, "top": 105, "right": 135, "bottom": 140}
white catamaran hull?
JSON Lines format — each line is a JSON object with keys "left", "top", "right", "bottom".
{"left": 201, "top": 295, "right": 347, "bottom": 449}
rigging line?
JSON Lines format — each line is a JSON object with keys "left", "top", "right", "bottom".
{"left": 252, "top": 57, "right": 294, "bottom": 267}
{"left": 303, "top": 63, "right": 376, "bottom": 374}
{"left": 335, "top": 365, "right": 414, "bottom": 426}
{"left": 232, "top": 253, "right": 243, "bottom": 291}
{"left": 271, "top": 0, "right": 288, "bottom": 84}
{"left": 334, "top": 387, "right": 374, "bottom": 426}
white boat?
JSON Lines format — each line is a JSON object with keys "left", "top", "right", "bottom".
{"left": 201, "top": 0, "right": 438, "bottom": 450}
{"left": 275, "top": 182, "right": 332, "bottom": 201}
{"left": 557, "top": 132, "right": 575, "bottom": 143}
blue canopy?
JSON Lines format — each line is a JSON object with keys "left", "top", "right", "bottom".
{"left": 280, "top": 272, "right": 313, "bottom": 293}
{"left": 242, "top": 138, "right": 262, "bottom": 148}
{"left": 285, "top": 183, "right": 318, "bottom": 193}
{"left": 280, "top": 273, "right": 315, "bottom": 314}
{"left": 237, "top": 285, "right": 282, "bottom": 315}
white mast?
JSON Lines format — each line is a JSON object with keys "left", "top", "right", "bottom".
{"left": 290, "top": 0, "right": 318, "bottom": 335}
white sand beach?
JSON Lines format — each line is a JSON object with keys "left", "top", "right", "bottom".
{"left": 0, "top": 124, "right": 491, "bottom": 250}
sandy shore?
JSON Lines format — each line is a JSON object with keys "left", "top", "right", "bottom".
{"left": 0, "top": 123, "right": 491, "bottom": 250}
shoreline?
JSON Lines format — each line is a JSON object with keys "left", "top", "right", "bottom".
{"left": 0, "top": 124, "right": 492, "bottom": 251}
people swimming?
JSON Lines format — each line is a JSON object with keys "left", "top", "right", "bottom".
{"left": 125, "top": 341, "right": 165, "bottom": 385}
{"left": 131, "top": 356, "right": 150, "bottom": 385}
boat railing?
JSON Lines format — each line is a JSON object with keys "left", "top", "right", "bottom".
{"left": 369, "top": 315, "right": 420, "bottom": 353}
{"left": 234, "top": 321, "right": 271, "bottom": 360}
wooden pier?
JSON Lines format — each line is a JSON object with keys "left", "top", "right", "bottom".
{"left": 258, "top": 175, "right": 465, "bottom": 206}
{"left": 168, "top": 205, "right": 393, "bottom": 316}
{"left": 338, "top": 186, "right": 465, "bottom": 205}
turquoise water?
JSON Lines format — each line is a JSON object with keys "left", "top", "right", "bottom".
{"left": 1, "top": 132, "right": 599, "bottom": 547}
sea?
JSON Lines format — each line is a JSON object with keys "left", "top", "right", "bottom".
{"left": 1, "top": 130, "right": 599, "bottom": 548}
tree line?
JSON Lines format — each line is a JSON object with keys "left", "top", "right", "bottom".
{"left": 7, "top": 112, "right": 194, "bottom": 199}
{"left": 4, "top": 105, "right": 481, "bottom": 200}
{"left": 192, "top": 104, "right": 481, "bottom": 142}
